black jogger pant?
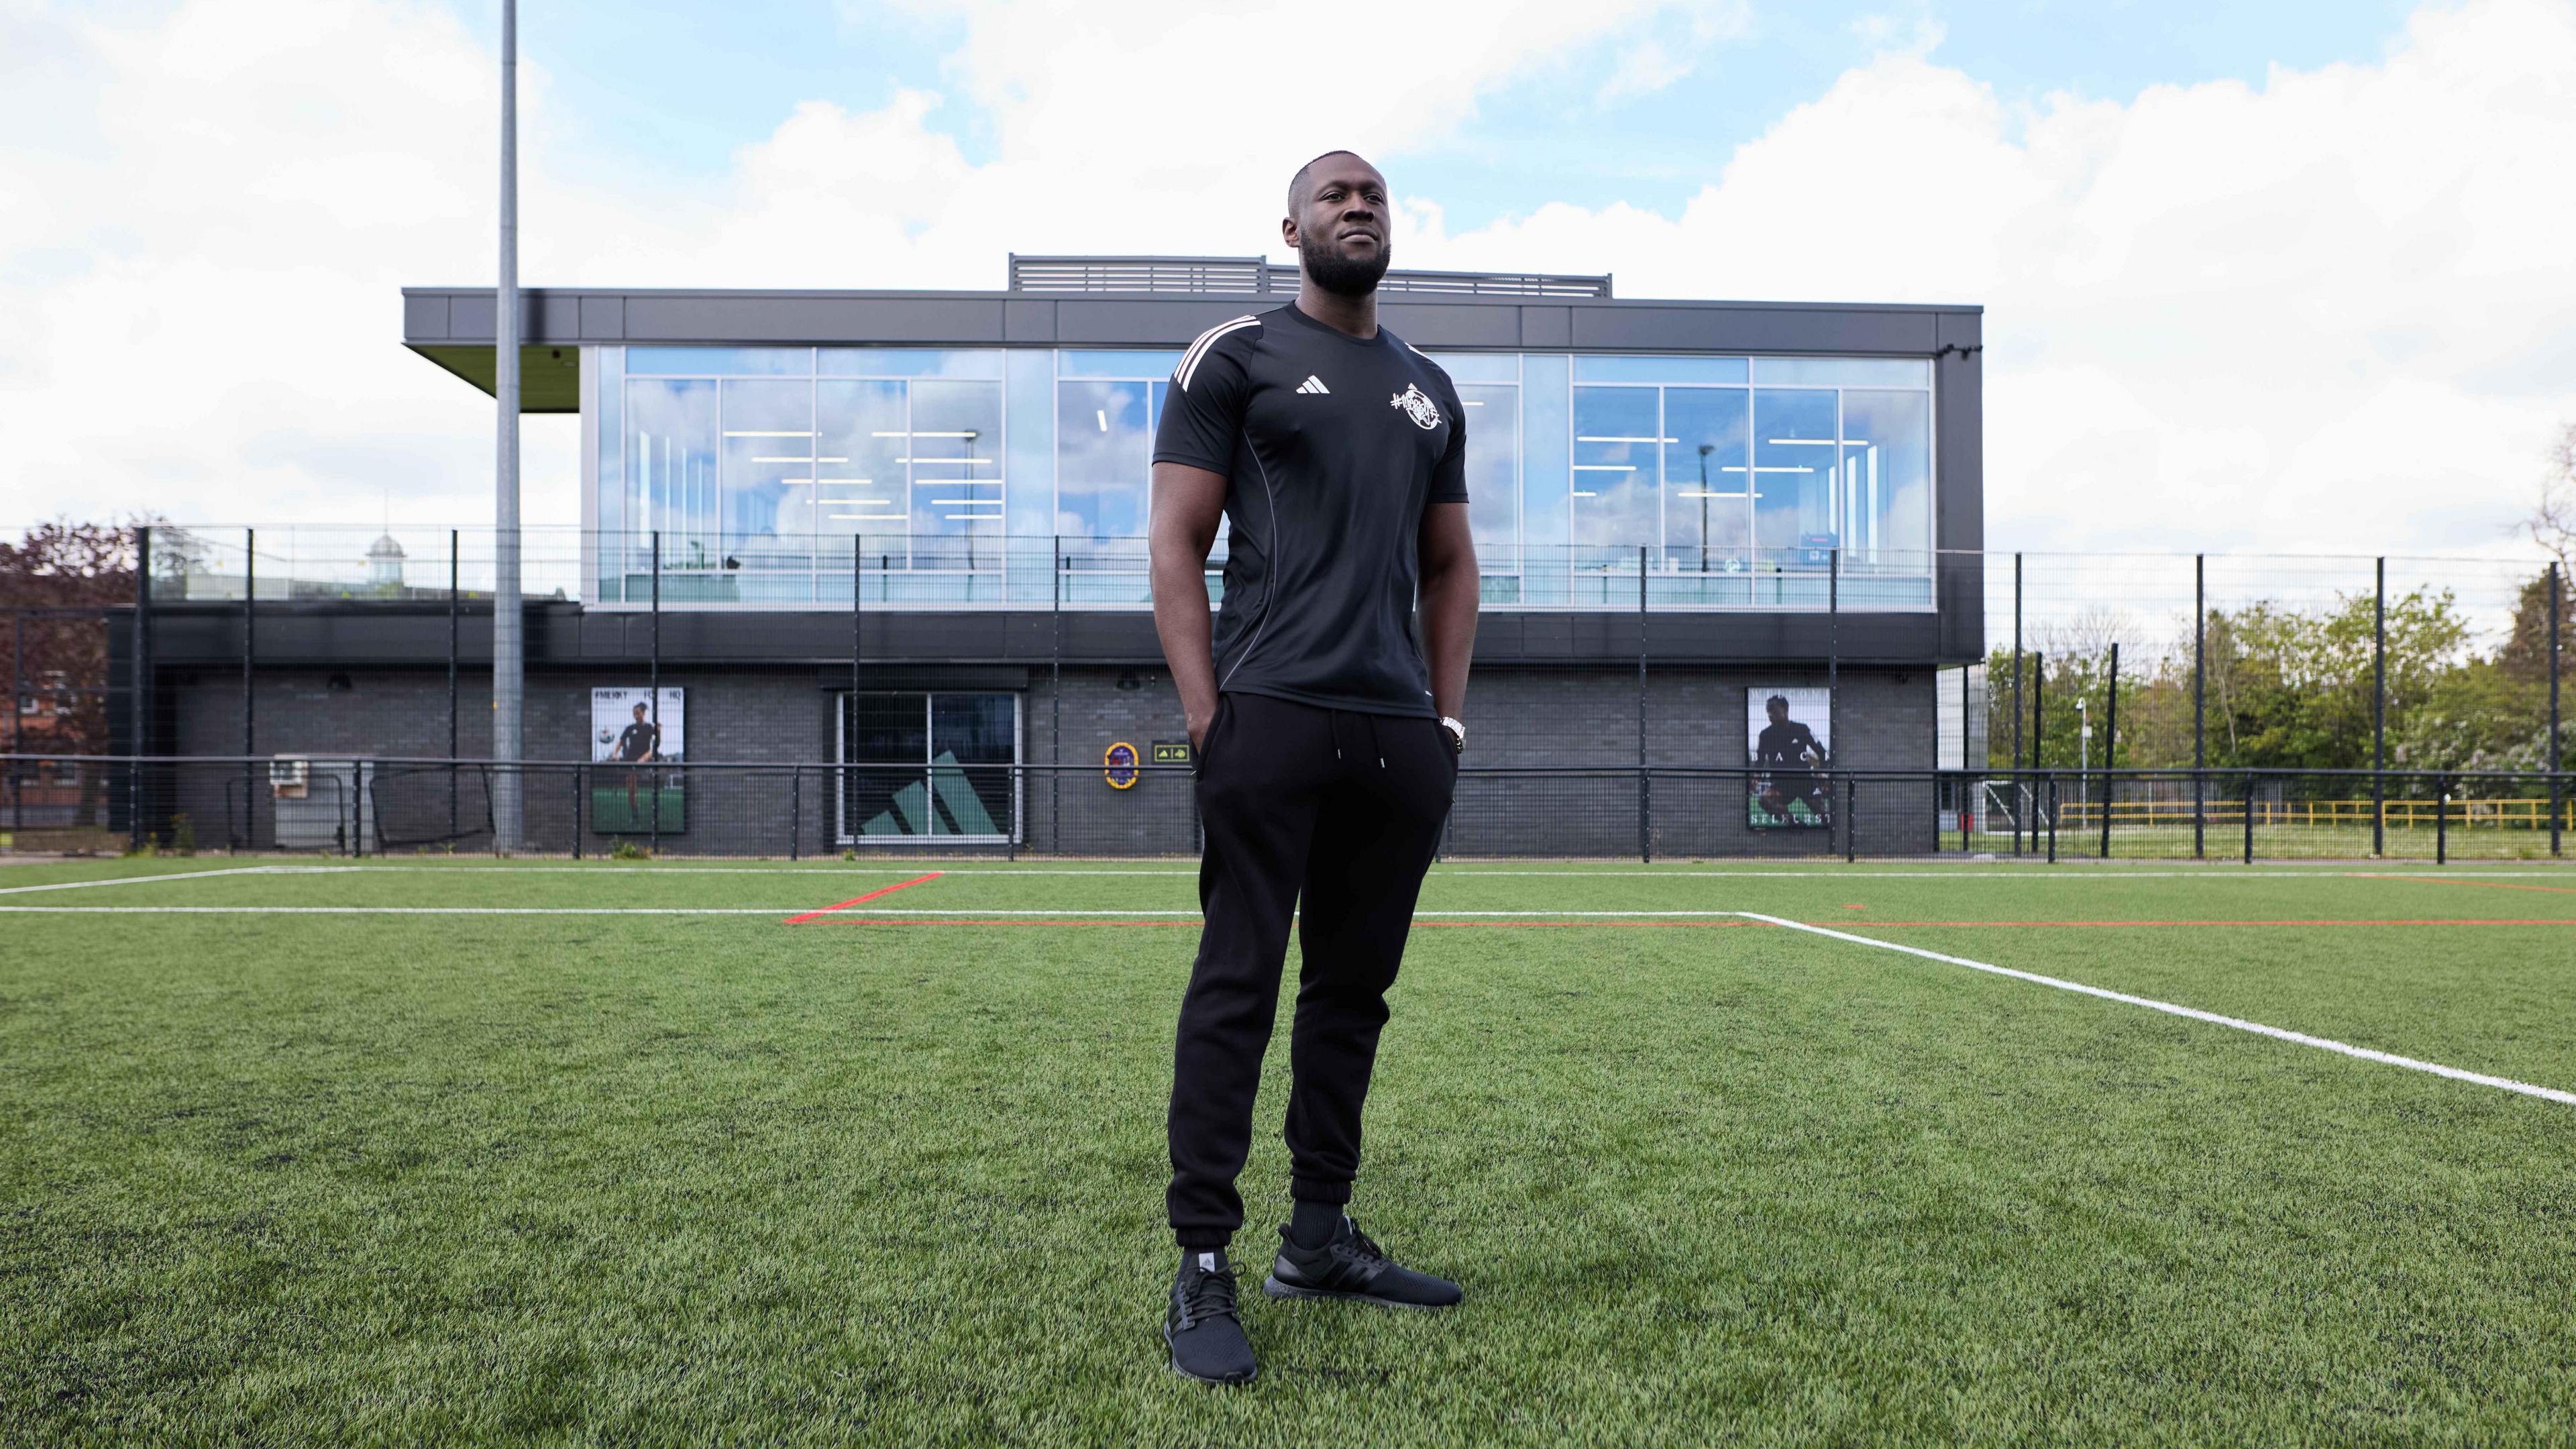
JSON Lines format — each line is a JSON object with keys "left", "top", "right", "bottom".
{"left": 1167, "top": 691, "right": 1457, "bottom": 1249}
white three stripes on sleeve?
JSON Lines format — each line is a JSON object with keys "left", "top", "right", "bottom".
{"left": 1175, "top": 315, "right": 1259, "bottom": 392}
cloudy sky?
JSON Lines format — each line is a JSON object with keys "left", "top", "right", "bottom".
{"left": 3, "top": 0, "right": 2571, "bottom": 561}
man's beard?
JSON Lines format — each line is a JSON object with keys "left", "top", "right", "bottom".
{"left": 1300, "top": 231, "right": 1391, "bottom": 298}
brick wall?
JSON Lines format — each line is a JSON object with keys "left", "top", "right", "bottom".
{"left": 161, "top": 660, "right": 1939, "bottom": 857}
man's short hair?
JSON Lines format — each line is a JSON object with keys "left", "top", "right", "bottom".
{"left": 1766, "top": 695, "right": 1790, "bottom": 711}
{"left": 1287, "top": 150, "right": 1366, "bottom": 213}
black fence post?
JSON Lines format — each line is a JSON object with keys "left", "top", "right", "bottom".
{"left": 2436, "top": 777, "right": 2449, "bottom": 865}
{"left": 2373, "top": 556, "right": 2386, "bottom": 858}
{"left": 2046, "top": 774, "right": 2057, "bottom": 864}
{"left": 2193, "top": 554, "right": 2205, "bottom": 861}
{"left": 2100, "top": 643, "right": 2118, "bottom": 861}
{"left": 242, "top": 527, "right": 256, "bottom": 853}
{"left": 130, "top": 523, "right": 150, "bottom": 853}
{"left": 1827, "top": 547, "right": 1841, "bottom": 748}
{"left": 2012, "top": 551, "right": 2023, "bottom": 856}
{"left": 572, "top": 765, "right": 582, "bottom": 860}
{"left": 2029, "top": 650, "right": 2044, "bottom": 856}
{"left": 2243, "top": 772, "right": 2255, "bottom": 865}
{"left": 650, "top": 531, "right": 661, "bottom": 859}
{"left": 789, "top": 763, "right": 801, "bottom": 861}
{"left": 8, "top": 612, "right": 20, "bottom": 833}
{"left": 1844, "top": 775, "right": 1856, "bottom": 863}
{"left": 1638, "top": 768, "right": 1652, "bottom": 863}
{"left": 1637, "top": 546, "right": 1649, "bottom": 863}
{"left": 1051, "top": 534, "right": 1062, "bottom": 857}
{"left": 2548, "top": 561, "right": 2562, "bottom": 859}
{"left": 447, "top": 528, "right": 459, "bottom": 839}
{"left": 865, "top": 531, "right": 875, "bottom": 851}
{"left": 1635, "top": 542, "right": 1648, "bottom": 755}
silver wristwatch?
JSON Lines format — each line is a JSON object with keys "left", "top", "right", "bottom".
{"left": 1438, "top": 716, "right": 1466, "bottom": 754}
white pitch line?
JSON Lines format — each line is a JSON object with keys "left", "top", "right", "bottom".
{"left": 0, "top": 865, "right": 364, "bottom": 896}
{"left": 0, "top": 906, "right": 800, "bottom": 915}
{"left": 34, "top": 863, "right": 2575, "bottom": 883}
{"left": 1734, "top": 912, "right": 2576, "bottom": 1108}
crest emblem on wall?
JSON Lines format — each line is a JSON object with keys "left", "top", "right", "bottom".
{"left": 1389, "top": 383, "right": 1441, "bottom": 430}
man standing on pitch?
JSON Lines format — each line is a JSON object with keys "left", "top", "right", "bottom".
{"left": 1148, "top": 150, "right": 1480, "bottom": 1385}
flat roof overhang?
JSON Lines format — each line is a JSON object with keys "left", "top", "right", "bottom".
{"left": 402, "top": 285, "right": 1984, "bottom": 405}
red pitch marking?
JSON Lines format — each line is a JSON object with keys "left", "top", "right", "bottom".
{"left": 783, "top": 872, "right": 944, "bottom": 923}
{"left": 805, "top": 917, "right": 1195, "bottom": 927}
{"left": 1839, "top": 904, "right": 1867, "bottom": 910}
{"left": 2349, "top": 873, "right": 2576, "bottom": 896}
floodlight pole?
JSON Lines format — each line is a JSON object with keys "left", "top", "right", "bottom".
{"left": 490, "top": 0, "right": 525, "bottom": 852}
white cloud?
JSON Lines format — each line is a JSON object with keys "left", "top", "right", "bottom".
{"left": 1598, "top": 41, "right": 1695, "bottom": 102}
{"left": 0, "top": 0, "right": 1727, "bottom": 537}
{"left": 1414, "top": 0, "right": 2576, "bottom": 558}
{"left": 3, "top": 0, "right": 2571, "bottom": 577}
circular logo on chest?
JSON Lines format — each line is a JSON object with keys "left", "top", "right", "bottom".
{"left": 1389, "top": 383, "right": 1441, "bottom": 430}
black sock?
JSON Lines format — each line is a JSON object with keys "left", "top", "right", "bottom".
{"left": 1288, "top": 1200, "right": 1342, "bottom": 1250}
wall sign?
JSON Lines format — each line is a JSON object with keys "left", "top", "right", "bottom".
{"left": 1746, "top": 687, "right": 1833, "bottom": 829}
{"left": 592, "top": 686, "right": 686, "bottom": 834}
{"left": 1103, "top": 741, "right": 1139, "bottom": 790}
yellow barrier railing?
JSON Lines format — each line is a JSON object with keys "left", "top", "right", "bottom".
{"left": 2028, "top": 797, "right": 2573, "bottom": 830}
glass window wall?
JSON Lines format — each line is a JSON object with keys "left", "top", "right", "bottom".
{"left": 591, "top": 345, "right": 1939, "bottom": 611}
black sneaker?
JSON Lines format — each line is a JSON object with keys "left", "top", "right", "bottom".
{"left": 1265, "top": 1215, "right": 1463, "bottom": 1309}
{"left": 1165, "top": 1250, "right": 1258, "bottom": 1385}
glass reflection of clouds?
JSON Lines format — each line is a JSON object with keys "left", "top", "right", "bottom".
{"left": 1572, "top": 386, "right": 1663, "bottom": 552}
{"left": 596, "top": 346, "right": 1939, "bottom": 608}
{"left": 1057, "top": 380, "right": 1151, "bottom": 544}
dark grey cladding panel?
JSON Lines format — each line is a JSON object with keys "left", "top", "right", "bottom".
{"left": 816, "top": 665, "right": 1030, "bottom": 691}
{"left": 440, "top": 292, "right": 582, "bottom": 344}
{"left": 1935, "top": 351, "right": 1982, "bottom": 553}
{"left": 1381, "top": 303, "right": 1521, "bottom": 348}
{"left": 1572, "top": 305, "right": 1943, "bottom": 354}
{"left": 148, "top": 599, "right": 1964, "bottom": 667}
{"left": 1519, "top": 307, "right": 1572, "bottom": 347}
{"left": 1052, "top": 297, "right": 1279, "bottom": 345}
{"left": 403, "top": 287, "right": 1984, "bottom": 356}
{"left": 405, "top": 293, "right": 449, "bottom": 341}
{"left": 448, "top": 292, "right": 493, "bottom": 339}
{"left": 1003, "top": 298, "right": 1056, "bottom": 341}
{"left": 580, "top": 294, "right": 626, "bottom": 339}
{"left": 623, "top": 294, "right": 1012, "bottom": 343}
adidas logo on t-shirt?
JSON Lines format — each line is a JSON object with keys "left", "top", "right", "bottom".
{"left": 1295, "top": 375, "right": 1330, "bottom": 395}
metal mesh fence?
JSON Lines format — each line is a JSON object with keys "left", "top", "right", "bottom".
{"left": 11, "top": 755, "right": 2561, "bottom": 863}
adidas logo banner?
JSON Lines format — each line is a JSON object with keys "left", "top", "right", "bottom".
{"left": 1295, "top": 376, "right": 1330, "bottom": 395}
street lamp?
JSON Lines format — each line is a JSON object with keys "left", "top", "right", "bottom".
{"left": 1696, "top": 443, "right": 1714, "bottom": 574}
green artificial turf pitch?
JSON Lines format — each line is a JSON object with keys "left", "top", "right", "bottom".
{"left": 5, "top": 857, "right": 2576, "bottom": 1445}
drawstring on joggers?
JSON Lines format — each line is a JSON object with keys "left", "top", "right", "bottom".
{"left": 1328, "top": 711, "right": 1389, "bottom": 768}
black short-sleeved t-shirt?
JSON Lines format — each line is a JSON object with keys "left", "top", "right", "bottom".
{"left": 1152, "top": 303, "right": 1468, "bottom": 718}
